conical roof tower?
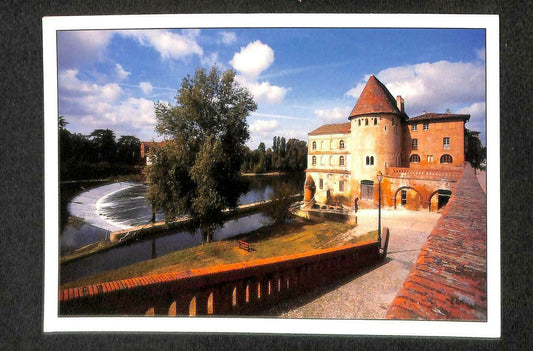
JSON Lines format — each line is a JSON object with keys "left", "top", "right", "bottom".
{"left": 348, "top": 75, "right": 405, "bottom": 119}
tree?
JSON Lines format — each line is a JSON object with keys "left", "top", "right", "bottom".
{"left": 147, "top": 66, "right": 257, "bottom": 242}
{"left": 263, "top": 183, "right": 295, "bottom": 224}
{"left": 90, "top": 129, "right": 117, "bottom": 163}
{"left": 117, "top": 135, "right": 141, "bottom": 165}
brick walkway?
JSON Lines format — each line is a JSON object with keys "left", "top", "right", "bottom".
{"left": 386, "top": 164, "right": 487, "bottom": 320}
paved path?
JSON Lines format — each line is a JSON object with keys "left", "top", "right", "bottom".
{"left": 269, "top": 208, "right": 441, "bottom": 319}
{"left": 475, "top": 169, "right": 486, "bottom": 194}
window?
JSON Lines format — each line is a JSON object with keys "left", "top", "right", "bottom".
{"left": 392, "top": 118, "right": 395, "bottom": 126}
{"left": 412, "top": 138, "right": 418, "bottom": 150}
{"left": 412, "top": 124, "right": 417, "bottom": 131}
{"left": 374, "top": 118, "right": 377, "bottom": 125}
{"left": 440, "top": 154, "right": 453, "bottom": 164}
{"left": 365, "top": 118, "right": 368, "bottom": 126}
{"left": 312, "top": 156, "right": 316, "bottom": 166}
{"left": 443, "top": 137, "right": 450, "bottom": 149}
{"left": 427, "top": 155, "right": 434, "bottom": 163}
{"left": 312, "top": 141, "right": 316, "bottom": 150}
{"left": 319, "top": 178, "right": 323, "bottom": 189}
{"left": 339, "top": 140, "right": 345, "bottom": 149}
{"left": 339, "top": 180, "right": 345, "bottom": 192}
{"left": 358, "top": 119, "right": 361, "bottom": 126}
{"left": 410, "top": 154, "right": 420, "bottom": 163}
{"left": 423, "top": 122, "right": 429, "bottom": 130}
{"left": 370, "top": 156, "right": 374, "bottom": 165}
{"left": 366, "top": 156, "right": 369, "bottom": 165}
{"left": 384, "top": 126, "right": 387, "bottom": 131}
{"left": 339, "top": 156, "right": 345, "bottom": 166}
{"left": 366, "top": 156, "right": 374, "bottom": 166}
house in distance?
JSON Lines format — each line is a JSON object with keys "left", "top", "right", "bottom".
{"left": 304, "top": 74, "right": 476, "bottom": 212}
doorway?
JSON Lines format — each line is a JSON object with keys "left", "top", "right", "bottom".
{"left": 361, "top": 180, "right": 374, "bottom": 200}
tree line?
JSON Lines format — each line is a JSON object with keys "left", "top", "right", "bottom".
{"left": 241, "top": 136, "right": 307, "bottom": 174}
{"left": 59, "top": 117, "right": 142, "bottom": 180}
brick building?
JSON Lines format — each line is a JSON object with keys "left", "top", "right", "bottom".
{"left": 304, "top": 75, "right": 473, "bottom": 211}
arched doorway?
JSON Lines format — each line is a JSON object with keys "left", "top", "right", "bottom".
{"left": 429, "top": 189, "right": 452, "bottom": 212}
{"left": 394, "top": 186, "right": 422, "bottom": 210}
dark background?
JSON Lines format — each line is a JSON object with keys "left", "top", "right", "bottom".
{"left": 1, "top": 0, "right": 530, "bottom": 350}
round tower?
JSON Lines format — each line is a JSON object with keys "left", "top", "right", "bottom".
{"left": 348, "top": 75, "right": 406, "bottom": 201}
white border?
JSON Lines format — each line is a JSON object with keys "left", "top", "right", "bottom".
{"left": 43, "top": 14, "right": 500, "bottom": 337}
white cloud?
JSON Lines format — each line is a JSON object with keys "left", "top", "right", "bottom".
{"left": 249, "top": 119, "right": 279, "bottom": 134}
{"left": 346, "top": 60, "right": 485, "bottom": 115}
{"left": 58, "top": 31, "right": 113, "bottom": 69}
{"left": 314, "top": 107, "right": 352, "bottom": 123}
{"left": 120, "top": 29, "right": 203, "bottom": 60}
{"left": 237, "top": 77, "right": 288, "bottom": 104}
{"left": 459, "top": 101, "right": 486, "bottom": 141}
{"left": 115, "top": 64, "right": 130, "bottom": 81}
{"left": 476, "top": 47, "right": 486, "bottom": 61}
{"left": 219, "top": 31, "right": 237, "bottom": 45}
{"left": 201, "top": 52, "right": 222, "bottom": 68}
{"left": 58, "top": 69, "right": 156, "bottom": 139}
{"left": 230, "top": 40, "right": 274, "bottom": 80}
{"left": 139, "top": 82, "right": 153, "bottom": 94}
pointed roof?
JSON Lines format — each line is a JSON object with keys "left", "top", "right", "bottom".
{"left": 348, "top": 75, "right": 401, "bottom": 118}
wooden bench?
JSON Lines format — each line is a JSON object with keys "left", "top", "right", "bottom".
{"left": 238, "top": 240, "right": 253, "bottom": 252}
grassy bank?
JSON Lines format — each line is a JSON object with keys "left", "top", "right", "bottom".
{"left": 62, "top": 219, "right": 377, "bottom": 289}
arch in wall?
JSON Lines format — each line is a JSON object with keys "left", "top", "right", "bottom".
{"left": 393, "top": 186, "right": 423, "bottom": 209}
{"left": 428, "top": 189, "right": 453, "bottom": 212}
{"left": 304, "top": 175, "right": 316, "bottom": 201}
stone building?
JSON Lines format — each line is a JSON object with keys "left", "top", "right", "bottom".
{"left": 304, "top": 75, "right": 472, "bottom": 212}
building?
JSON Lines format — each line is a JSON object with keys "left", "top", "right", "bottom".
{"left": 304, "top": 75, "right": 472, "bottom": 212}
{"left": 140, "top": 141, "right": 167, "bottom": 165}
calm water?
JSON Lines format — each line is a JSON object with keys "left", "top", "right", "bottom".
{"left": 60, "top": 173, "right": 303, "bottom": 284}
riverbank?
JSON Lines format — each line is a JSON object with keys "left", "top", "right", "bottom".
{"left": 61, "top": 219, "right": 375, "bottom": 289}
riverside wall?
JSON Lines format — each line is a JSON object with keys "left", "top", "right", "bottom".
{"left": 60, "top": 240, "right": 382, "bottom": 316}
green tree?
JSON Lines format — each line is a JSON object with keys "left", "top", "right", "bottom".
{"left": 263, "top": 183, "right": 295, "bottom": 224}
{"left": 117, "top": 135, "right": 141, "bottom": 165}
{"left": 90, "top": 129, "right": 117, "bottom": 163}
{"left": 147, "top": 66, "right": 257, "bottom": 242}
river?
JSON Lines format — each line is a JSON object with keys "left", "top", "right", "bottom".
{"left": 60, "top": 173, "right": 304, "bottom": 285}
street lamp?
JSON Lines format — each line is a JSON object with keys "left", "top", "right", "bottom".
{"left": 376, "top": 171, "right": 383, "bottom": 244}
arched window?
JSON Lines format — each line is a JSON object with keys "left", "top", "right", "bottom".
{"left": 312, "top": 141, "right": 316, "bottom": 150}
{"left": 412, "top": 138, "right": 418, "bottom": 150}
{"left": 358, "top": 119, "right": 361, "bottom": 126}
{"left": 370, "top": 156, "right": 374, "bottom": 165}
{"left": 339, "top": 156, "right": 345, "bottom": 166}
{"left": 366, "top": 156, "right": 369, "bottom": 165}
{"left": 312, "top": 156, "right": 316, "bottom": 166}
{"left": 339, "top": 140, "right": 344, "bottom": 149}
{"left": 440, "top": 154, "right": 453, "bottom": 164}
{"left": 410, "top": 154, "right": 421, "bottom": 163}
{"left": 365, "top": 118, "right": 368, "bottom": 126}
{"left": 374, "top": 118, "right": 377, "bottom": 125}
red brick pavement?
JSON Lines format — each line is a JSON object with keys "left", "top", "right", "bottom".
{"left": 386, "top": 164, "right": 487, "bottom": 320}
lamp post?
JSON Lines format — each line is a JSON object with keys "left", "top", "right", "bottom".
{"left": 377, "top": 171, "right": 383, "bottom": 244}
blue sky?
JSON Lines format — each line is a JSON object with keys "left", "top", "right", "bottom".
{"left": 57, "top": 28, "right": 486, "bottom": 148}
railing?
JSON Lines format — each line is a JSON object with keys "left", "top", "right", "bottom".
{"left": 385, "top": 167, "right": 462, "bottom": 180}
{"left": 60, "top": 240, "right": 381, "bottom": 316}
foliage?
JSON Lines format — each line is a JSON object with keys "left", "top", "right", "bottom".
{"left": 58, "top": 117, "right": 143, "bottom": 180}
{"left": 465, "top": 129, "right": 486, "bottom": 170}
{"left": 263, "top": 182, "right": 295, "bottom": 224}
{"left": 146, "top": 66, "right": 257, "bottom": 242}
{"left": 242, "top": 136, "right": 307, "bottom": 174}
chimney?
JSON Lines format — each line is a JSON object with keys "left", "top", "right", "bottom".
{"left": 396, "top": 95, "right": 405, "bottom": 112}
{"left": 445, "top": 108, "right": 451, "bottom": 114}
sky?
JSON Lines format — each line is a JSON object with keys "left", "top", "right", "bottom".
{"left": 57, "top": 27, "right": 486, "bottom": 148}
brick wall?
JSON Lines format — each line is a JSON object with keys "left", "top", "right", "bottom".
{"left": 60, "top": 240, "right": 381, "bottom": 316}
{"left": 386, "top": 164, "right": 487, "bottom": 320}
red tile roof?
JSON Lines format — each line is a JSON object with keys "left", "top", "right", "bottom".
{"left": 349, "top": 75, "right": 401, "bottom": 118}
{"left": 408, "top": 112, "right": 470, "bottom": 123}
{"left": 308, "top": 122, "right": 351, "bottom": 135}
